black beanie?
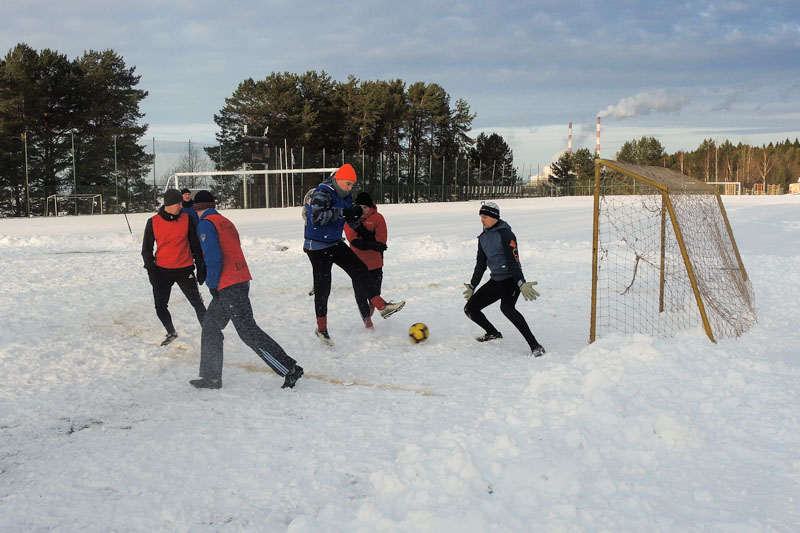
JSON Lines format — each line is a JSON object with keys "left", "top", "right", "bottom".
{"left": 479, "top": 201, "right": 500, "bottom": 219}
{"left": 355, "top": 191, "right": 375, "bottom": 207}
{"left": 163, "top": 189, "right": 182, "bottom": 206}
{"left": 193, "top": 190, "right": 216, "bottom": 211}
{"left": 180, "top": 187, "right": 191, "bottom": 194}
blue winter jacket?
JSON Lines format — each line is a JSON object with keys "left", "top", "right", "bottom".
{"left": 196, "top": 208, "right": 223, "bottom": 289}
{"left": 303, "top": 176, "right": 354, "bottom": 251}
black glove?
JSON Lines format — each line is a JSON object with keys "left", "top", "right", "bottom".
{"left": 196, "top": 264, "right": 207, "bottom": 285}
{"left": 342, "top": 205, "right": 363, "bottom": 220}
{"left": 355, "top": 224, "right": 375, "bottom": 240}
{"left": 367, "top": 241, "right": 387, "bottom": 252}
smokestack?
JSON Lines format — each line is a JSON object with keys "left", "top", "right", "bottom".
{"left": 568, "top": 122, "right": 573, "bottom": 154}
{"left": 595, "top": 117, "right": 601, "bottom": 155}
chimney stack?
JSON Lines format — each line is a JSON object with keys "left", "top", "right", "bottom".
{"left": 595, "top": 117, "right": 601, "bottom": 155}
{"left": 568, "top": 122, "right": 573, "bottom": 154}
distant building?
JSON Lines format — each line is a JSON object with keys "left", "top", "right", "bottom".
{"left": 528, "top": 164, "right": 552, "bottom": 184}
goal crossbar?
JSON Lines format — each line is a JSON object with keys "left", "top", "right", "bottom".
{"left": 165, "top": 168, "right": 339, "bottom": 209}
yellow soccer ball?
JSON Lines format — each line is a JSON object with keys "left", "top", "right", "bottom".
{"left": 408, "top": 322, "right": 429, "bottom": 344}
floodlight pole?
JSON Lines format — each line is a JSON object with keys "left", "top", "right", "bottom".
{"left": 114, "top": 135, "right": 119, "bottom": 209}
{"left": 23, "top": 131, "right": 31, "bottom": 217}
{"left": 72, "top": 132, "right": 78, "bottom": 215}
{"left": 242, "top": 163, "right": 248, "bottom": 209}
{"left": 153, "top": 137, "right": 157, "bottom": 202}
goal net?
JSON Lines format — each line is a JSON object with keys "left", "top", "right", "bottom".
{"left": 46, "top": 194, "right": 103, "bottom": 216}
{"left": 590, "top": 160, "right": 756, "bottom": 343}
{"left": 707, "top": 181, "right": 741, "bottom": 196}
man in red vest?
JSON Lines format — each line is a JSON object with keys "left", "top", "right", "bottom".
{"left": 142, "top": 188, "right": 206, "bottom": 346}
{"left": 189, "top": 191, "right": 303, "bottom": 389}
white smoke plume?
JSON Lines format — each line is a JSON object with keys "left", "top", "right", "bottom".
{"left": 598, "top": 89, "right": 692, "bottom": 119}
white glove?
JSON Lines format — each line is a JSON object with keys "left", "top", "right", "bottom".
{"left": 518, "top": 280, "right": 540, "bottom": 301}
{"left": 462, "top": 283, "right": 474, "bottom": 300}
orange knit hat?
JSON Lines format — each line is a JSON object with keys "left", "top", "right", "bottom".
{"left": 335, "top": 163, "right": 357, "bottom": 182}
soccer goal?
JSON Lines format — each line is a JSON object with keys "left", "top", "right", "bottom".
{"left": 707, "top": 181, "right": 741, "bottom": 196}
{"left": 590, "top": 159, "right": 756, "bottom": 343}
{"left": 45, "top": 194, "right": 103, "bottom": 216}
{"left": 165, "top": 167, "right": 338, "bottom": 208}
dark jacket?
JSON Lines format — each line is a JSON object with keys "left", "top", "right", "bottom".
{"left": 470, "top": 219, "right": 525, "bottom": 287}
{"left": 303, "top": 176, "right": 354, "bottom": 250}
{"left": 142, "top": 206, "right": 204, "bottom": 272}
{"left": 344, "top": 206, "right": 386, "bottom": 271}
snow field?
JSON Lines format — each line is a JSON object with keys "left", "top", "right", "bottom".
{"left": 1, "top": 196, "right": 799, "bottom": 531}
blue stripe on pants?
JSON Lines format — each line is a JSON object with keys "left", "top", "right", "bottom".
{"left": 199, "top": 281, "right": 296, "bottom": 380}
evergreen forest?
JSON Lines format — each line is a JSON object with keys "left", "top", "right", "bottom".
{"left": 2, "top": 43, "right": 798, "bottom": 216}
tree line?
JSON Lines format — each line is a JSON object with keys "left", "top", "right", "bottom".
{"left": 0, "top": 44, "right": 517, "bottom": 215}
{"left": 0, "top": 43, "right": 152, "bottom": 216}
{"left": 206, "top": 71, "right": 517, "bottom": 204}
{"left": 3, "top": 42, "right": 799, "bottom": 216}
{"left": 549, "top": 136, "right": 800, "bottom": 193}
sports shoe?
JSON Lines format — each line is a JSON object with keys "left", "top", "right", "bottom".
{"left": 189, "top": 377, "right": 221, "bottom": 389}
{"left": 315, "top": 329, "right": 333, "bottom": 346}
{"left": 476, "top": 331, "right": 503, "bottom": 342}
{"left": 363, "top": 317, "right": 374, "bottom": 329}
{"left": 379, "top": 300, "right": 405, "bottom": 319}
{"left": 530, "top": 344, "right": 546, "bottom": 357}
{"left": 282, "top": 365, "right": 304, "bottom": 389}
{"left": 161, "top": 331, "right": 178, "bottom": 346}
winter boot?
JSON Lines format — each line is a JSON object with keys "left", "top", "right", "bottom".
{"left": 476, "top": 331, "right": 503, "bottom": 342}
{"left": 161, "top": 331, "right": 178, "bottom": 346}
{"left": 189, "top": 377, "right": 221, "bottom": 389}
{"left": 281, "top": 365, "right": 304, "bottom": 389}
{"left": 378, "top": 300, "right": 405, "bottom": 319}
{"left": 530, "top": 344, "right": 546, "bottom": 357}
{"left": 315, "top": 329, "right": 334, "bottom": 346}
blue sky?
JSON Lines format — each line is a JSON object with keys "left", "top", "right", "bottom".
{"left": 3, "top": 0, "right": 799, "bottom": 174}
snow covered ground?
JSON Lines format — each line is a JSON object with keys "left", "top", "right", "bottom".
{"left": 1, "top": 195, "right": 798, "bottom": 532}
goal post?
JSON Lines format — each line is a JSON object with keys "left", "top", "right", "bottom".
{"left": 45, "top": 194, "right": 103, "bottom": 216}
{"left": 165, "top": 167, "right": 338, "bottom": 209}
{"left": 590, "top": 159, "right": 756, "bottom": 344}
{"left": 706, "top": 181, "right": 741, "bottom": 196}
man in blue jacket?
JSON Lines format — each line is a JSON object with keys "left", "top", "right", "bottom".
{"left": 189, "top": 191, "right": 302, "bottom": 390}
{"left": 303, "top": 164, "right": 404, "bottom": 346}
{"left": 463, "top": 201, "right": 545, "bottom": 357}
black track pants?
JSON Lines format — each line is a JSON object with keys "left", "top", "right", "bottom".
{"left": 353, "top": 268, "right": 383, "bottom": 319}
{"left": 464, "top": 277, "right": 540, "bottom": 350}
{"left": 304, "top": 242, "right": 377, "bottom": 318}
{"left": 199, "top": 281, "right": 296, "bottom": 381}
{"left": 149, "top": 267, "right": 205, "bottom": 334}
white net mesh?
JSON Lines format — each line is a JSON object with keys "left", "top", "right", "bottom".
{"left": 593, "top": 161, "right": 756, "bottom": 342}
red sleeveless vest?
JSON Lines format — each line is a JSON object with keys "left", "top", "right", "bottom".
{"left": 152, "top": 213, "right": 193, "bottom": 269}
{"left": 205, "top": 213, "right": 252, "bottom": 290}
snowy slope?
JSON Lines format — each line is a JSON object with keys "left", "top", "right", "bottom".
{"left": 1, "top": 196, "right": 798, "bottom": 532}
